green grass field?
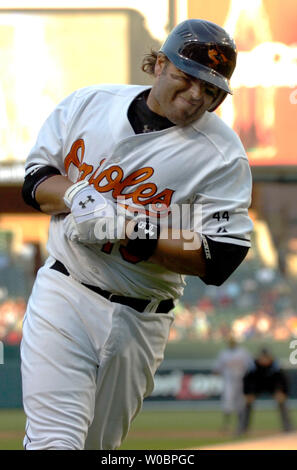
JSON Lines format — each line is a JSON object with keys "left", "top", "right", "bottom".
{"left": 0, "top": 407, "right": 296, "bottom": 450}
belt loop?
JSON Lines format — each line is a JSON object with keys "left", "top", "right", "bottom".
{"left": 144, "top": 299, "right": 160, "bottom": 313}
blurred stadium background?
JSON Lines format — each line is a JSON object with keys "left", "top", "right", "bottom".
{"left": 1, "top": 0, "right": 297, "bottom": 450}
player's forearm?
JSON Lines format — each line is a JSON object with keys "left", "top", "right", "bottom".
{"left": 35, "top": 175, "right": 73, "bottom": 215}
{"left": 149, "top": 229, "right": 206, "bottom": 276}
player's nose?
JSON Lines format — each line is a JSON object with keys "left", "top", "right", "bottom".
{"left": 189, "top": 79, "right": 203, "bottom": 100}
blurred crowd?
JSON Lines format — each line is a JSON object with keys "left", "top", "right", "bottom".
{"left": 169, "top": 302, "right": 297, "bottom": 343}
{"left": 0, "top": 298, "right": 26, "bottom": 345}
{"left": 168, "top": 264, "right": 297, "bottom": 343}
{"left": 1, "top": 262, "right": 297, "bottom": 345}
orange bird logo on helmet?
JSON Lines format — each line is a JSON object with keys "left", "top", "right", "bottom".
{"left": 208, "top": 48, "right": 228, "bottom": 67}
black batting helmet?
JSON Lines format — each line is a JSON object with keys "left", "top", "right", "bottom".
{"left": 160, "top": 19, "right": 237, "bottom": 111}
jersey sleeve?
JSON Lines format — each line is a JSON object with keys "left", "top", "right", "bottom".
{"left": 192, "top": 156, "right": 253, "bottom": 247}
{"left": 24, "top": 91, "right": 78, "bottom": 176}
{"left": 200, "top": 236, "right": 249, "bottom": 285}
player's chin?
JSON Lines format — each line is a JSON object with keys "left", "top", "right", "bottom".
{"left": 168, "top": 104, "right": 205, "bottom": 126}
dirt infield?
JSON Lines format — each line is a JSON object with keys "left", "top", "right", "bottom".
{"left": 196, "top": 431, "right": 297, "bottom": 450}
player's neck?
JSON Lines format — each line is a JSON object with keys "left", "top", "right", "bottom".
{"left": 146, "top": 89, "right": 166, "bottom": 118}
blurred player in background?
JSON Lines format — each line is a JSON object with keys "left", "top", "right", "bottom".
{"left": 240, "top": 348, "right": 293, "bottom": 434}
{"left": 213, "top": 334, "right": 252, "bottom": 433}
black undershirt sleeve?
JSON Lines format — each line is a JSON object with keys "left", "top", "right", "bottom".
{"left": 200, "top": 236, "right": 249, "bottom": 286}
{"left": 22, "top": 165, "right": 62, "bottom": 212}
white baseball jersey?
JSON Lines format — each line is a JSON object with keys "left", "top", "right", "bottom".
{"left": 214, "top": 347, "right": 253, "bottom": 380}
{"left": 214, "top": 346, "right": 253, "bottom": 412}
{"left": 25, "top": 84, "right": 253, "bottom": 300}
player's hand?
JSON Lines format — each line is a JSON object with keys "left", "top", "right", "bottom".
{"left": 63, "top": 181, "right": 125, "bottom": 243}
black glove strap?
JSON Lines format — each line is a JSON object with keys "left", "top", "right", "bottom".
{"left": 125, "top": 217, "right": 160, "bottom": 261}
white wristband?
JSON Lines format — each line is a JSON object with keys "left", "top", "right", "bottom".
{"left": 63, "top": 180, "right": 89, "bottom": 208}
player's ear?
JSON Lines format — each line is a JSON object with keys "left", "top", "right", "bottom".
{"left": 154, "top": 53, "right": 168, "bottom": 77}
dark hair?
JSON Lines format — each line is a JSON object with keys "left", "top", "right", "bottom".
{"left": 141, "top": 49, "right": 168, "bottom": 75}
{"left": 260, "top": 348, "right": 271, "bottom": 357}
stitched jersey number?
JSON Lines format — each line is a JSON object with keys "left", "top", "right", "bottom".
{"left": 213, "top": 211, "right": 229, "bottom": 222}
{"left": 101, "top": 242, "right": 113, "bottom": 254}
{"left": 101, "top": 242, "right": 142, "bottom": 264}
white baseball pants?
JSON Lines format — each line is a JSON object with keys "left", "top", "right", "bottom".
{"left": 221, "top": 379, "right": 245, "bottom": 413}
{"left": 21, "top": 258, "right": 174, "bottom": 450}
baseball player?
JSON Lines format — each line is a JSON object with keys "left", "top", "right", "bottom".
{"left": 240, "top": 348, "right": 293, "bottom": 434}
{"left": 21, "top": 19, "right": 253, "bottom": 450}
{"left": 213, "top": 335, "right": 253, "bottom": 433}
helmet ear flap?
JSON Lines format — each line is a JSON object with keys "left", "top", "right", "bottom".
{"left": 208, "top": 90, "right": 228, "bottom": 112}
